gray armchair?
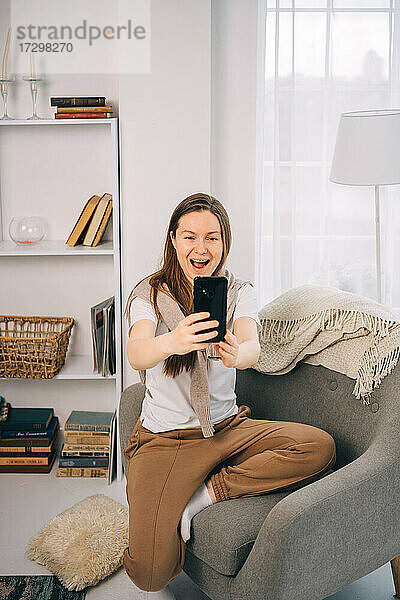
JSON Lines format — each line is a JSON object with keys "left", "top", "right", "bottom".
{"left": 119, "top": 363, "right": 400, "bottom": 600}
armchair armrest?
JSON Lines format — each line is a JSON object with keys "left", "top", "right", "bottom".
{"left": 231, "top": 431, "right": 400, "bottom": 600}
{"left": 119, "top": 382, "right": 146, "bottom": 475}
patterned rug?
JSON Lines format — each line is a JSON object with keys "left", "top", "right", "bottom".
{"left": 0, "top": 576, "right": 86, "bottom": 600}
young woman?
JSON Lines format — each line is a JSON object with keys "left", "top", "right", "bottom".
{"left": 123, "top": 193, "right": 336, "bottom": 595}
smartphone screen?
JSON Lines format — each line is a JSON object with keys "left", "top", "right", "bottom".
{"left": 193, "top": 276, "right": 227, "bottom": 343}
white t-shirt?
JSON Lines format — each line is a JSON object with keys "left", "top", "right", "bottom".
{"left": 128, "top": 284, "right": 262, "bottom": 432}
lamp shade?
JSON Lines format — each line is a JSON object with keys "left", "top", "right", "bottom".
{"left": 330, "top": 109, "right": 400, "bottom": 186}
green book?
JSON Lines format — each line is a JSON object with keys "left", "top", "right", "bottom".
{"left": 64, "top": 410, "right": 114, "bottom": 433}
{"left": 0, "top": 408, "right": 54, "bottom": 432}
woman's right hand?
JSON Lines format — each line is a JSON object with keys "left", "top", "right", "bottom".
{"left": 168, "top": 312, "right": 219, "bottom": 355}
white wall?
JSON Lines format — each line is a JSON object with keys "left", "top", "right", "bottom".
{"left": 211, "top": 0, "right": 260, "bottom": 290}
{"left": 120, "top": 0, "right": 211, "bottom": 387}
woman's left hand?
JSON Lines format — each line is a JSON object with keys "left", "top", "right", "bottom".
{"left": 215, "top": 330, "right": 239, "bottom": 368}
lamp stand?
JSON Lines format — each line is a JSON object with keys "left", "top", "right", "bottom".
{"left": 375, "top": 185, "right": 382, "bottom": 304}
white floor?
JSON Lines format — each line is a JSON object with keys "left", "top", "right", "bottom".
{"left": 0, "top": 463, "right": 397, "bottom": 600}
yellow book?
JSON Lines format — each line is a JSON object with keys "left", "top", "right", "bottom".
{"left": 83, "top": 193, "right": 112, "bottom": 247}
{"left": 56, "top": 467, "right": 108, "bottom": 478}
{"left": 63, "top": 433, "right": 110, "bottom": 446}
{"left": 57, "top": 105, "right": 112, "bottom": 113}
{"left": 66, "top": 195, "right": 101, "bottom": 246}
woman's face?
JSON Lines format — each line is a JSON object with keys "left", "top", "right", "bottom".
{"left": 170, "top": 210, "right": 224, "bottom": 286}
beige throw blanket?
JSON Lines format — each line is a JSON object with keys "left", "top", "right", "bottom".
{"left": 253, "top": 284, "right": 400, "bottom": 404}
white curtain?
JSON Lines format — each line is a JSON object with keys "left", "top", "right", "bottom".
{"left": 257, "top": 0, "right": 400, "bottom": 318}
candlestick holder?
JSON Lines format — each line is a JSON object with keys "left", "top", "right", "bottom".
{"left": 0, "top": 76, "right": 15, "bottom": 120}
{"left": 22, "top": 76, "right": 43, "bottom": 120}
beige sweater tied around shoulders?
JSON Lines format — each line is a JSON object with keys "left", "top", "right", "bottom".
{"left": 253, "top": 284, "right": 400, "bottom": 404}
{"left": 128, "top": 267, "right": 253, "bottom": 438}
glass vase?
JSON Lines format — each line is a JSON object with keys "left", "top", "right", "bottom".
{"left": 9, "top": 216, "right": 46, "bottom": 245}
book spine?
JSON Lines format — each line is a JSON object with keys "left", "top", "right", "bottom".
{"left": 0, "top": 422, "right": 48, "bottom": 433}
{"left": 1, "top": 430, "right": 49, "bottom": 438}
{"left": 57, "top": 105, "right": 112, "bottom": 113}
{"left": 0, "top": 411, "right": 52, "bottom": 432}
{"left": 0, "top": 463, "right": 54, "bottom": 473}
{"left": 50, "top": 97, "right": 106, "bottom": 107}
{"left": 62, "top": 450, "right": 109, "bottom": 457}
{"left": 0, "top": 452, "right": 52, "bottom": 459}
{"left": 0, "top": 438, "right": 53, "bottom": 447}
{"left": 0, "top": 445, "right": 53, "bottom": 453}
{"left": 0, "top": 455, "right": 52, "bottom": 465}
{"left": 63, "top": 444, "right": 110, "bottom": 453}
{"left": 64, "top": 434, "right": 110, "bottom": 445}
{"left": 64, "top": 425, "right": 111, "bottom": 433}
{"left": 56, "top": 467, "right": 108, "bottom": 478}
{"left": 1, "top": 428, "right": 52, "bottom": 438}
{"left": 92, "top": 201, "right": 113, "bottom": 247}
{"left": 0, "top": 409, "right": 53, "bottom": 433}
{"left": 0, "top": 419, "right": 58, "bottom": 442}
{"left": 59, "top": 457, "right": 109, "bottom": 468}
{"left": 64, "top": 429, "right": 110, "bottom": 437}
{"left": 55, "top": 113, "right": 110, "bottom": 119}
{"left": 66, "top": 194, "right": 101, "bottom": 247}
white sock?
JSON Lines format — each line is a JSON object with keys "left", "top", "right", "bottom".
{"left": 179, "top": 482, "right": 213, "bottom": 542}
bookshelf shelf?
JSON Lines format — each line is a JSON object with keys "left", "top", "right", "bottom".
{"left": 0, "top": 239, "right": 114, "bottom": 256}
{"left": 0, "top": 355, "right": 117, "bottom": 380}
{"left": 0, "top": 118, "right": 123, "bottom": 483}
{"left": 0, "top": 118, "right": 116, "bottom": 126}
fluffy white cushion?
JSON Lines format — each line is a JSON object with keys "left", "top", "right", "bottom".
{"left": 26, "top": 494, "right": 128, "bottom": 591}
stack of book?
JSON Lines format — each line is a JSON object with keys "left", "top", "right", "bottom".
{"left": 66, "top": 193, "right": 113, "bottom": 247}
{"left": 0, "top": 407, "right": 59, "bottom": 473}
{"left": 50, "top": 96, "right": 113, "bottom": 119}
{"left": 91, "top": 296, "right": 116, "bottom": 376}
{"left": 57, "top": 410, "right": 116, "bottom": 482}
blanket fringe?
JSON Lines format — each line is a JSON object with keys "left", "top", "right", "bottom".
{"left": 353, "top": 343, "right": 400, "bottom": 403}
{"left": 260, "top": 308, "right": 398, "bottom": 346}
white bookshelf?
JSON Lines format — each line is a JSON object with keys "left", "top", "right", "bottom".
{"left": 0, "top": 117, "right": 124, "bottom": 483}
{"left": 0, "top": 119, "right": 113, "bottom": 126}
{"left": 0, "top": 239, "right": 114, "bottom": 255}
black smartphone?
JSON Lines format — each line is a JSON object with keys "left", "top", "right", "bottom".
{"left": 193, "top": 276, "right": 227, "bottom": 343}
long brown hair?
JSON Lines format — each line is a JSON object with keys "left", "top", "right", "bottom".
{"left": 124, "top": 192, "right": 232, "bottom": 377}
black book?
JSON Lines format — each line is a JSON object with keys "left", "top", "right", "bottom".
{"left": 0, "top": 416, "right": 59, "bottom": 440}
{"left": 102, "top": 300, "right": 116, "bottom": 376}
{"left": 50, "top": 97, "right": 106, "bottom": 107}
{"left": 58, "top": 455, "right": 109, "bottom": 468}
{"left": 108, "top": 300, "right": 116, "bottom": 375}
{"left": 0, "top": 438, "right": 56, "bottom": 457}
{"left": 0, "top": 407, "right": 53, "bottom": 432}
{"left": 0, "top": 449, "right": 57, "bottom": 473}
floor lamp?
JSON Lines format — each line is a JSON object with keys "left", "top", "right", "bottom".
{"left": 329, "top": 109, "right": 400, "bottom": 304}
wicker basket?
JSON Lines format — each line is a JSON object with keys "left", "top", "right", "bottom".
{"left": 0, "top": 316, "right": 74, "bottom": 379}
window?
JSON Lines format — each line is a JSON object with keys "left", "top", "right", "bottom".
{"left": 258, "top": 0, "right": 400, "bottom": 317}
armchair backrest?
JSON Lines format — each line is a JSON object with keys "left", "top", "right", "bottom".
{"left": 235, "top": 363, "right": 399, "bottom": 469}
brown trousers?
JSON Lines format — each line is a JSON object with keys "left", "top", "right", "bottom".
{"left": 123, "top": 404, "right": 336, "bottom": 592}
